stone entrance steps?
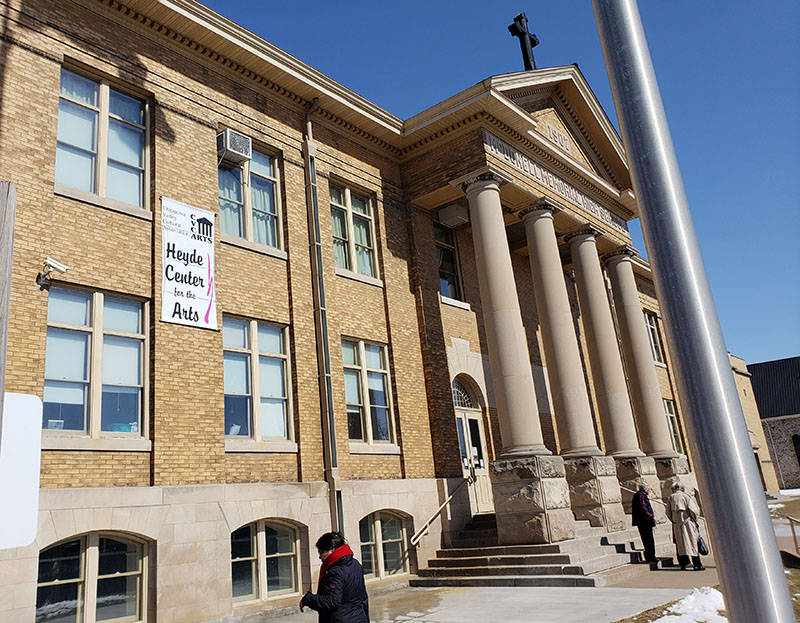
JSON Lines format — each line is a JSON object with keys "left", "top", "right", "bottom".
{"left": 410, "top": 514, "right": 677, "bottom": 588}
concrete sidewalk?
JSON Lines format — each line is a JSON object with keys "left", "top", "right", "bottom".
{"left": 279, "top": 584, "right": 693, "bottom": 623}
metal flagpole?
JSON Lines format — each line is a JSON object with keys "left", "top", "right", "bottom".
{"left": 591, "top": 2, "right": 794, "bottom": 621}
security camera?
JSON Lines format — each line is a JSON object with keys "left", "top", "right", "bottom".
{"left": 44, "top": 257, "right": 68, "bottom": 274}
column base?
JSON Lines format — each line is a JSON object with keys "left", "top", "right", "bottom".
{"left": 564, "top": 456, "right": 626, "bottom": 532}
{"left": 489, "top": 455, "right": 575, "bottom": 545}
{"left": 655, "top": 456, "right": 697, "bottom": 501}
{"left": 615, "top": 456, "right": 666, "bottom": 523}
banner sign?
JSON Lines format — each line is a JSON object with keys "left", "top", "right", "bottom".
{"left": 160, "top": 197, "right": 217, "bottom": 330}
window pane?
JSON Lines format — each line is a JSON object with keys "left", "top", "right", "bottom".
{"left": 36, "top": 583, "right": 83, "bottom": 623}
{"left": 341, "top": 341, "right": 358, "bottom": 366}
{"left": 251, "top": 151, "right": 273, "bottom": 177}
{"left": 38, "top": 539, "right": 83, "bottom": 583}
{"left": 371, "top": 407, "right": 390, "bottom": 441}
{"left": 347, "top": 406, "right": 363, "bottom": 440}
{"left": 101, "top": 386, "right": 141, "bottom": 433}
{"left": 223, "top": 352, "right": 249, "bottom": 394}
{"left": 57, "top": 99, "right": 97, "bottom": 152}
{"left": 364, "top": 345, "right": 383, "bottom": 369}
{"left": 48, "top": 289, "right": 91, "bottom": 326}
{"left": 437, "top": 247, "right": 456, "bottom": 274}
{"left": 224, "top": 396, "right": 252, "bottom": 437}
{"left": 433, "top": 223, "right": 454, "bottom": 244}
{"left": 333, "top": 240, "right": 349, "bottom": 270}
{"left": 103, "top": 297, "right": 141, "bottom": 333}
{"left": 222, "top": 318, "right": 249, "bottom": 349}
{"left": 381, "top": 514, "right": 402, "bottom": 540}
{"left": 252, "top": 177, "right": 277, "bottom": 247}
{"left": 440, "top": 274, "right": 461, "bottom": 300}
{"left": 367, "top": 372, "right": 387, "bottom": 406}
{"left": 351, "top": 194, "right": 368, "bottom": 215}
{"left": 356, "top": 246, "right": 374, "bottom": 277}
{"left": 329, "top": 185, "right": 343, "bottom": 205}
{"left": 266, "top": 556, "right": 295, "bottom": 594}
{"left": 253, "top": 211, "right": 277, "bottom": 248}
{"left": 359, "top": 516, "right": 373, "bottom": 543}
{"left": 103, "top": 336, "right": 141, "bottom": 385}
{"left": 45, "top": 328, "right": 89, "bottom": 381}
{"left": 55, "top": 144, "right": 95, "bottom": 193}
{"left": 60, "top": 69, "right": 98, "bottom": 105}
{"left": 231, "top": 525, "right": 254, "bottom": 559}
{"left": 231, "top": 560, "right": 256, "bottom": 599}
{"left": 382, "top": 541, "right": 404, "bottom": 575}
{"left": 96, "top": 575, "right": 140, "bottom": 623}
{"left": 331, "top": 207, "right": 348, "bottom": 238}
{"left": 98, "top": 538, "right": 140, "bottom": 575}
{"left": 257, "top": 324, "right": 282, "bottom": 354}
{"left": 352, "top": 215, "right": 371, "bottom": 247}
{"left": 219, "top": 199, "right": 243, "bottom": 238}
{"left": 265, "top": 523, "right": 295, "bottom": 555}
{"left": 343, "top": 369, "right": 361, "bottom": 404}
{"left": 219, "top": 167, "right": 243, "bottom": 237}
{"left": 43, "top": 381, "right": 87, "bottom": 431}
{"left": 108, "top": 119, "right": 143, "bottom": 168}
{"left": 109, "top": 89, "right": 143, "bottom": 125}
{"left": 259, "top": 357, "right": 285, "bottom": 398}
{"left": 107, "top": 161, "right": 143, "bottom": 206}
{"left": 261, "top": 398, "right": 286, "bottom": 438}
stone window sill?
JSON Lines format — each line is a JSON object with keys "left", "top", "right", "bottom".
{"left": 42, "top": 435, "right": 152, "bottom": 451}
{"left": 439, "top": 293, "right": 471, "bottom": 311}
{"left": 655, "top": 361, "right": 668, "bottom": 369}
{"left": 349, "top": 441, "right": 401, "bottom": 455}
{"left": 225, "top": 439, "right": 298, "bottom": 453}
{"left": 220, "top": 233, "right": 288, "bottom": 260}
{"left": 335, "top": 267, "right": 383, "bottom": 288}
{"left": 54, "top": 183, "right": 152, "bottom": 221}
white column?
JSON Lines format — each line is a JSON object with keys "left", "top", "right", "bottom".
{"left": 604, "top": 247, "right": 679, "bottom": 458}
{"left": 521, "top": 202, "right": 601, "bottom": 457}
{"left": 460, "top": 173, "right": 550, "bottom": 457}
{"left": 566, "top": 227, "right": 643, "bottom": 458}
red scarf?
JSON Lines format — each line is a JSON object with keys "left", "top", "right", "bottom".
{"left": 318, "top": 544, "right": 353, "bottom": 581}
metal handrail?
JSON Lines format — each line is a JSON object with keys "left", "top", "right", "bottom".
{"left": 410, "top": 474, "right": 475, "bottom": 547}
{"left": 786, "top": 515, "right": 800, "bottom": 555}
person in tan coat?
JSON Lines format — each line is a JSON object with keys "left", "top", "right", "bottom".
{"left": 666, "top": 481, "right": 705, "bottom": 570}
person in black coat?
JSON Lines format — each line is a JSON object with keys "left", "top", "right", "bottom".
{"left": 632, "top": 482, "right": 658, "bottom": 565}
{"left": 300, "top": 531, "right": 369, "bottom": 623}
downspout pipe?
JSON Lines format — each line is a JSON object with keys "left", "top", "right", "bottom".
{"left": 303, "top": 98, "right": 343, "bottom": 531}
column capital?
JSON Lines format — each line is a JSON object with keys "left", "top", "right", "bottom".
{"left": 563, "top": 223, "right": 603, "bottom": 245}
{"left": 602, "top": 244, "right": 640, "bottom": 266}
{"left": 450, "top": 166, "right": 512, "bottom": 195}
{"left": 518, "top": 197, "right": 562, "bottom": 221}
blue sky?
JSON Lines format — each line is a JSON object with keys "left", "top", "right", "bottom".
{"left": 203, "top": 1, "right": 799, "bottom": 364}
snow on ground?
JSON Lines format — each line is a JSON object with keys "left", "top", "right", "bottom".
{"left": 770, "top": 503, "right": 786, "bottom": 509}
{"left": 781, "top": 489, "right": 800, "bottom": 497}
{"left": 652, "top": 587, "right": 727, "bottom": 623}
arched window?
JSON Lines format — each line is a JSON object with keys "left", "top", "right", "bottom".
{"left": 231, "top": 520, "right": 298, "bottom": 602}
{"left": 359, "top": 512, "right": 407, "bottom": 579}
{"left": 36, "top": 534, "right": 146, "bottom": 623}
{"left": 452, "top": 379, "right": 475, "bottom": 409}
{"left": 792, "top": 435, "right": 800, "bottom": 468}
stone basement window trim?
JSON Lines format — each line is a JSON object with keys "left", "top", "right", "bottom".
{"left": 439, "top": 292, "right": 471, "bottom": 311}
{"left": 334, "top": 266, "right": 384, "bottom": 288}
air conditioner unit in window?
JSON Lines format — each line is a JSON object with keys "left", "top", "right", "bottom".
{"left": 216, "top": 128, "right": 252, "bottom": 164}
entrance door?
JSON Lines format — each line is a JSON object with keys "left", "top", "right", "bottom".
{"left": 455, "top": 409, "right": 493, "bottom": 514}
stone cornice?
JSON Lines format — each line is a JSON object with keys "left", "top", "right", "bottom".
{"left": 98, "top": 0, "right": 404, "bottom": 158}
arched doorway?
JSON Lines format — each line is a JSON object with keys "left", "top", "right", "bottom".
{"left": 452, "top": 376, "right": 493, "bottom": 514}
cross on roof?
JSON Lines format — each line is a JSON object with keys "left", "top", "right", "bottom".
{"left": 508, "top": 13, "right": 540, "bottom": 71}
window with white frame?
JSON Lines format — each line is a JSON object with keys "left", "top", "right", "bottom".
{"left": 663, "top": 399, "right": 683, "bottom": 454}
{"left": 230, "top": 521, "right": 298, "bottom": 602}
{"left": 218, "top": 148, "right": 283, "bottom": 249}
{"left": 56, "top": 68, "right": 147, "bottom": 208}
{"left": 223, "top": 317, "right": 291, "bottom": 440}
{"left": 434, "top": 223, "right": 463, "bottom": 301}
{"left": 36, "top": 534, "right": 146, "bottom": 623}
{"left": 643, "top": 311, "right": 665, "bottom": 364}
{"left": 330, "top": 183, "right": 377, "bottom": 278}
{"left": 43, "top": 288, "right": 146, "bottom": 436}
{"left": 359, "top": 512, "right": 407, "bottom": 579}
{"left": 342, "top": 339, "right": 393, "bottom": 443}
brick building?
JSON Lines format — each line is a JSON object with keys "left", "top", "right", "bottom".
{"left": 0, "top": 0, "right": 772, "bottom": 621}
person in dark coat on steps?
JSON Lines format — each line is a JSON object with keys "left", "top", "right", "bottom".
{"left": 632, "top": 482, "right": 658, "bottom": 565}
{"left": 300, "top": 531, "right": 369, "bottom": 623}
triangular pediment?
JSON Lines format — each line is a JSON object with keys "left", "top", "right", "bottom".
{"left": 490, "top": 66, "right": 630, "bottom": 192}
